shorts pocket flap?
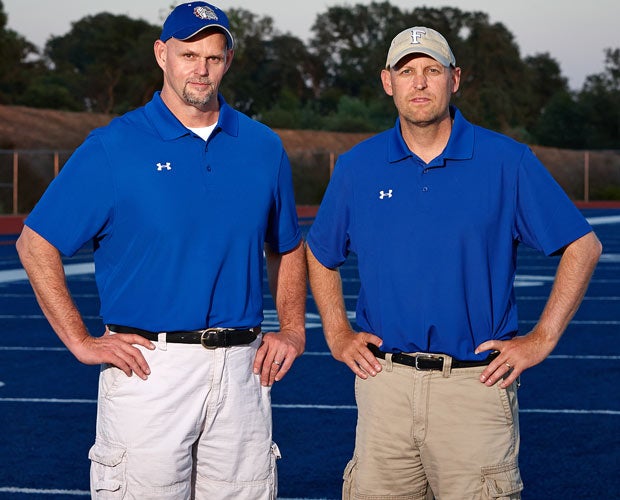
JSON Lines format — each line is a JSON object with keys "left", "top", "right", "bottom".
{"left": 89, "top": 441, "right": 127, "bottom": 494}
{"left": 481, "top": 461, "right": 523, "bottom": 497}
{"left": 89, "top": 441, "right": 126, "bottom": 467}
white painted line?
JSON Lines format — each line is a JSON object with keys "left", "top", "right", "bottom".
{"left": 0, "top": 489, "right": 330, "bottom": 500}
{"left": 1, "top": 398, "right": 618, "bottom": 416}
{"left": 520, "top": 409, "right": 620, "bottom": 415}
{"left": 0, "top": 487, "right": 89, "bottom": 496}
{"left": 0, "top": 398, "right": 97, "bottom": 404}
{"left": 548, "top": 355, "right": 620, "bottom": 360}
{"left": 0, "top": 346, "right": 67, "bottom": 351}
{"left": 0, "top": 262, "right": 94, "bottom": 284}
{"left": 586, "top": 215, "right": 620, "bottom": 225}
{"left": 520, "top": 320, "right": 620, "bottom": 325}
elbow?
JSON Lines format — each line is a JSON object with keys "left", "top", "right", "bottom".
{"left": 590, "top": 231, "right": 603, "bottom": 262}
{"left": 578, "top": 231, "right": 603, "bottom": 271}
{"left": 15, "top": 229, "right": 29, "bottom": 261}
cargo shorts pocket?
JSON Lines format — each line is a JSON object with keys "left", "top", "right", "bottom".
{"left": 342, "top": 455, "right": 358, "bottom": 499}
{"left": 269, "top": 441, "right": 281, "bottom": 500}
{"left": 89, "top": 441, "right": 127, "bottom": 498}
{"left": 481, "top": 461, "right": 523, "bottom": 499}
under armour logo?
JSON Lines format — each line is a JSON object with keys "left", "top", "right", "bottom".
{"left": 379, "top": 189, "right": 393, "bottom": 199}
{"left": 156, "top": 162, "right": 172, "bottom": 171}
{"left": 410, "top": 29, "right": 426, "bottom": 44}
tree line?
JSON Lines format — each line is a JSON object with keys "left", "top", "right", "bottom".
{"left": 0, "top": 1, "right": 618, "bottom": 149}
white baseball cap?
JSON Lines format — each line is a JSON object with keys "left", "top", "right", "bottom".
{"left": 385, "top": 26, "right": 455, "bottom": 69}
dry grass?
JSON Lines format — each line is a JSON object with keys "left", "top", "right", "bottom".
{"left": 1, "top": 104, "right": 618, "bottom": 205}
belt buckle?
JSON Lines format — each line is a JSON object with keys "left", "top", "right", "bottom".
{"left": 200, "top": 328, "right": 225, "bottom": 349}
{"left": 415, "top": 353, "right": 443, "bottom": 371}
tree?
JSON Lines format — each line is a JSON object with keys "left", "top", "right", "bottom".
{"left": 0, "top": 0, "right": 45, "bottom": 105}
{"left": 523, "top": 53, "right": 569, "bottom": 133}
{"left": 44, "top": 13, "right": 161, "bottom": 113}
{"left": 533, "top": 91, "right": 585, "bottom": 148}
{"left": 308, "top": 4, "right": 542, "bottom": 135}
{"left": 577, "top": 48, "right": 620, "bottom": 148}
{"left": 221, "top": 8, "right": 320, "bottom": 124}
{"left": 310, "top": 2, "right": 406, "bottom": 103}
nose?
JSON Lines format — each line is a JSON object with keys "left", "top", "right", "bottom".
{"left": 413, "top": 74, "right": 427, "bottom": 90}
{"left": 195, "top": 57, "right": 209, "bottom": 75}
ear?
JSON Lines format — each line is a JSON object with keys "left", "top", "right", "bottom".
{"left": 224, "top": 49, "right": 234, "bottom": 73}
{"left": 154, "top": 39, "right": 167, "bottom": 70}
{"left": 451, "top": 66, "right": 461, "bottom": 94}
{"left": 381, "top": 69, "right": 393, "bottom": 97}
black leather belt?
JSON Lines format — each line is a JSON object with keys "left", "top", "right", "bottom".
{"left": 367, "top": 343, "right": 499, "bottom": 370}
{"left": 106, "top": 324, "right": 260, "bottom": 349}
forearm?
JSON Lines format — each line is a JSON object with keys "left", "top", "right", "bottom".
{"left": 16, "top": 226, "right": 90, "bottom": 352}
{"left": 305, "top": 244, "right": 353, "bottom": 346}
{"left": 534, "top": 231, "right": 602, "bottom": 344}
{"left": 266, "top": 241, "right": 307, "bottom": 341}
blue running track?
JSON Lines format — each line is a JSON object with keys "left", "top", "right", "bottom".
{"left": 0, "top": 208, "right": 619, "bottom": 499}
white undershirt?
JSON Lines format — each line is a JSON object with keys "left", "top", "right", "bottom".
{"left": 187, "top": 124, "right": 217, "bottom": 141}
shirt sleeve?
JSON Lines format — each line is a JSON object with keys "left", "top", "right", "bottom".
{"left": 306, "top": 158, "right": 353, "bottom": 269}
{"left": 25, "top": 134, "right": 114, "bottom": 256}
{"left": 514, "top": 147, "right": 592, "bottom": 256}
{"left": 265, "top": 149, "right": 302, "bottom": 253}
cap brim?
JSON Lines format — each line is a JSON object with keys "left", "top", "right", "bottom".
{"left": 169, "top": 25, "right": 234, "bottom": 49}
{"left": 387, "top": 48, "right": 451, "bottom": 68}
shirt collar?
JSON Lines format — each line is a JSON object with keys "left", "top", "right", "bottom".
{"left": 387, "top": 105, "right": 474, "bottom": 164}
{"left": 145, "top": 92, "right": 239, "bottom": 141}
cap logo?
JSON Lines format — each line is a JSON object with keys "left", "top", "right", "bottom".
{"left": 410, "top": 29, "right": 426, "bottom": 45}
{"left": 194, "top": 6, "right": 218, "bottom": 21}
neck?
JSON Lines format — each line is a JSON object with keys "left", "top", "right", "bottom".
{"left": 160, "top": 88, "right": 220, "bottom": 128}
{"left": 400, "top": 113, "right": 453, "bottom": 164}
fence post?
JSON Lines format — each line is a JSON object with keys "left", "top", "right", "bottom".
{"left": 584, "top": 150, "right": 590, "bottom": 203}
{"left": 54, "top": 151, "right": 60, "bottom": 177}
{"left": 12, "top": 151, "right": 18, "bottom": 214}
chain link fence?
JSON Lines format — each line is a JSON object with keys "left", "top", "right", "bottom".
{"left": 1, "top": 148, "right": 619, "bottom": 215}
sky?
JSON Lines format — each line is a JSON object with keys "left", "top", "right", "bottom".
{"left": 3, "top": 0, "right": 619, "bottom": 90}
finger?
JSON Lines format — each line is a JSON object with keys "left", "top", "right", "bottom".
{"left": 499, "top": 369, "right": 519, "bottom": 389}
{"left": 111, "top": 348, "right": 151, "bottom": 380}
{"left": 480, "top": 362, "right": 514, "bottom": 387}
{"left": 355, "top": 353, "right": 380, "bottom": 377}
{"left": 102, "top": 338, "right": 152, "bottom": 380}
{"left": 475, "top": 340, "right": 501, "bottom": 355}
{"left": 260, "top": 352, "right": 281, "bottom": 386}
{"left": 364, "top": 333, "right": 383, "bottom": 348}
{"left": 361, "top": 346, "right": 382, "bottom": 374}
{"left": 126, "top": 334, "right": 156, "bottom": 350}
{"left": 346, "top": 359, "right": 370, "bottom": 379}
{"left": 104, "top": 331, "right": 155, "bottom": 353}
{"left": 274, "top": 356, "right": 292, "bottom": 382}
{"left": 253, "top": 343, "right": 268, "bottom": 375}
{"left": 346, "top": 351, "right": 380, "bottom": 379}
{"left": 269, "top": 356, "right": 284, "bottom": 381}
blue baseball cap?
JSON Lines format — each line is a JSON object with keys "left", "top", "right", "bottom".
{"left": 160, "top": 2, "right": 234, "bottom": 49}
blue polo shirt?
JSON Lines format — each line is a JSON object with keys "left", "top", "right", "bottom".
{"left": 26, "top": 92, "right": 301, "bottom": 331}
{"left": 307, "top": 106, "right": 592, "bottom": 360}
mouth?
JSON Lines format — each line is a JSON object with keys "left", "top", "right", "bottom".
{"left": 188, "top": 80, "right": 212, "bottom": 90}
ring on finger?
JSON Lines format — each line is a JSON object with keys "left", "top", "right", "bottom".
{"left": 273, "top": 360, "right": 282, "bottom": 366}
{"left": 505, "top": 362, "right": 512, "bottom": 369}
